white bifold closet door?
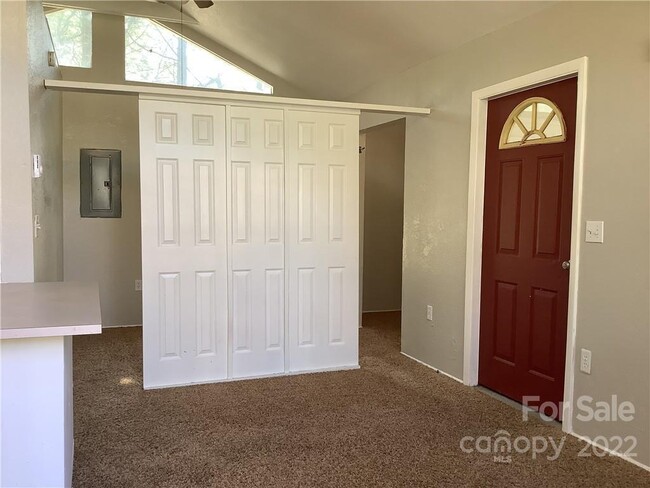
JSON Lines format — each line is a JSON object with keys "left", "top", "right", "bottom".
{"left": 139, "top": 99, "right": 228, "bottom": 389}
{"left": 286, "top": 110, "right": 360, "bottom": 372}
{"left": 229, "top": 106, "right": 285, "bottom": 378}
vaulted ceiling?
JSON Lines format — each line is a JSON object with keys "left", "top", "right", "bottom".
{"left": 51, "top": 1, "right": 554, "bottom": 100}
{"left": 176, "top": 1, "right": 553, "bottom": 100}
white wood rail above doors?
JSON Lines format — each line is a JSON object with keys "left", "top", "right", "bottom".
{"left": 43, "top": 79, "right": 431, "bottom": 116}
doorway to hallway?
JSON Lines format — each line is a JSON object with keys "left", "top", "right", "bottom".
{"left": 359, "top": 119, "right": 406, "bottom": 326}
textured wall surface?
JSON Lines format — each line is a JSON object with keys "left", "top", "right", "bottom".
{"left": 28, "top": 0, "right": 63, "bottom": 282}
{"left": 353, "top": 2, "right": 650, "bottom": 467}
{"left": 62, "top": 91, "right": 142, "bottom": 327}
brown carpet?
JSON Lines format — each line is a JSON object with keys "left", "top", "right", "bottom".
{"left": 72, "top": 312, "right": 649, "bottom": 487}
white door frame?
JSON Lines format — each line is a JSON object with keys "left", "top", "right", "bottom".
{"left": 463, "top": 57, "right": 588, "bottom": 434}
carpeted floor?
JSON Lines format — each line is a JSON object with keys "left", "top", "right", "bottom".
{"left": 72, "top": 312, "right": 649, "bottom": 487}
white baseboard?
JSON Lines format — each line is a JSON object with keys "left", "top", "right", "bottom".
{"left": 568, "top": 430, "right": 650, "bottom": 472}
{"left": 362, "top": 309, "right": 401, "bottom": 313}
{"left": 400, "top": 352, "right": 463, "bottom": 383}
{"left": 102, "top": 324, "right": 142, "bottom": 329}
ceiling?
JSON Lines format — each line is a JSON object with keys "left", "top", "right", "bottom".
{"left": 54, "top": 1, "right": 554, "bottom": 100}
{"left": 176, "top": 1, "right": 553, "bottom": 100}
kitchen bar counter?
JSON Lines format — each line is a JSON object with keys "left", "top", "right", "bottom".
{"left": 1, "top": 281, "right": 102, "bottom": 488}
{"left": 1, "top": 281, "right": 102, "bottom": 339}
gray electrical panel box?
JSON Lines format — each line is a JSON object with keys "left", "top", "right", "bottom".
{"left": 80, "top": 149, "right": 122, "bottom": 218}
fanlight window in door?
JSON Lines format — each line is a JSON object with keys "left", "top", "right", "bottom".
{"left": 499, "top": 97, "right": 566, "bottom": 149}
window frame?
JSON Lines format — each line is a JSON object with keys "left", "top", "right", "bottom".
{"left": 499, "top": 97, "right": 567, "bottom": 149}
{"left": 45, "top": 7, "right": 93, "bottom": 69}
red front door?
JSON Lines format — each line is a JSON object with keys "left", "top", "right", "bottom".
{"left": 478, "top": 78, "right": 577, "bottom": 419}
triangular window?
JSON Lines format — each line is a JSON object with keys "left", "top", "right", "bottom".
{"left": 125, "top": 16, "right": 272, "bottom": 94}
{"left": 46, "top": 8, "right": 92, "bottom": 68}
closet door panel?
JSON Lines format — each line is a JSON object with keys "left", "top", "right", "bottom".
{"left": 140, "top": 99, "right": 228, "bottom": 388}
{"left": 229, "top": 106, "right": 285, "bottom": 378}
{"left": 287, "top": 110, "right": 359, "bottom": 372}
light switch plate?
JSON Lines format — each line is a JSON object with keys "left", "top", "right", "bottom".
{"left": 32, "top": 154, "right": 43, "bottom": 178}
{"left": 33, "top": 214, "right": 41, "bottom": 238}
{"left": 585, "top": 220, "right": 604, "bottom": 243}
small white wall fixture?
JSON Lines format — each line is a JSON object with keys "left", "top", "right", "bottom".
{"left": 463, "top": 57, "right": 588, "bottom": 435}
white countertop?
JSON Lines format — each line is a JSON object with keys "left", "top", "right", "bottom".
{"left": 1, "top": 282, "right": 102, "bottom": 340}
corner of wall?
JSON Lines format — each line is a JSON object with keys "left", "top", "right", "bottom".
{"left": 0, "top": 0, "right": 34, "bottom": 283}
{"left": 27, "top": 0, "right": 64, "bottom": 282}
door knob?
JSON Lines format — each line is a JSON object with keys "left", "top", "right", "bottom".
{"left": 561, "top": 260, "right": 570, "bottom": 270}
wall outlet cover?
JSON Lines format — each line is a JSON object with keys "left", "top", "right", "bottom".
{"left": 580, "top": 348, "right": 592, "bottom": 374}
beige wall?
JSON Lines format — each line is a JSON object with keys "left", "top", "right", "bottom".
{"left": 352, "top": 2, "right": 650, "bottom": 467}
{"left": 28, "top": 0, "right": 63, "bottom": 282}
{"left": 61, "top": 13, "right": 140, "bottom": 327}
{"left": 1, "top": 0, "right": 62, "bottom": 283}
{"left": 361, "top": 119, "right": 405, "bottom": 312}
{"left": 1, "top": 0, "right": 34, "bottom": 282}
{"left": 62, "top": 92, "right": 141, "bottom": 327}
{"left": 61, "top": 12, "right": 306, "bottom": 326}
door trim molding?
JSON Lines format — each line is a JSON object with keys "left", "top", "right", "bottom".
{"left": 463, "top": 57, "right": 588, "bottom": 435}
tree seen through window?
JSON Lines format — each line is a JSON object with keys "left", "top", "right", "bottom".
{"left": 124, "top": 16, "right": 273, "bottom": 94}
{"left": 46, "top": 8, "right": 92, "bottom": 68}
